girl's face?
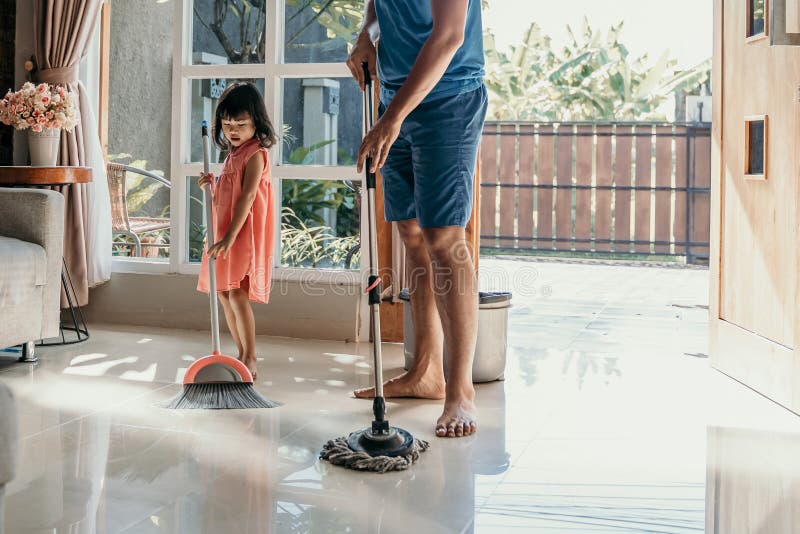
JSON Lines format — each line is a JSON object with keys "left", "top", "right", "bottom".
{"left": 220, "top": 113, "right": 256, "bottom": 147}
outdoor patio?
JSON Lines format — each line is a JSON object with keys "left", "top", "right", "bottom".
{"left": 2, "top": 258, "right": 796, "bottom": 532}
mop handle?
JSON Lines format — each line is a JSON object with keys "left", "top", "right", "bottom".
{"left": 201, "top": 121, "right": 221, "bottom": 354}
{"left": 362, "top": 63, "right": 386, "bottom": 405}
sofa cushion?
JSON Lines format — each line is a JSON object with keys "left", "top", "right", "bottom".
{"left": 0, "top": 236, "right": 46, "bottom": 287}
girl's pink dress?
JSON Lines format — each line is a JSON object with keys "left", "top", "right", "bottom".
{"left": 197, "top": 137, "right": 275, "bottom": 303}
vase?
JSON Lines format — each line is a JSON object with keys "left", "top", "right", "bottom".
{"left": 28, "top": 128, "right": 61, "bottom": 166}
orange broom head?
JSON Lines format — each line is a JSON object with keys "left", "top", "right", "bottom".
{"left": 183, "top": 351, "right": 253, "bottom": 384}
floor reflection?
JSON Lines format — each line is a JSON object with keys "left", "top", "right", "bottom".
{"left": 707, "top": 426, "right": 800, "bottom": 534}
{"left": 2, "top": 379, "right": 510, "bottom": 533}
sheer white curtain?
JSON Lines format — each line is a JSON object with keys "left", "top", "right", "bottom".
{"left": 78, "top": 17, "right": 111, "bottom": 289}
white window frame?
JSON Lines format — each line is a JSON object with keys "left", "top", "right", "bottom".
{"left": 113, "top": 0, "right": 366, "bottom": 286}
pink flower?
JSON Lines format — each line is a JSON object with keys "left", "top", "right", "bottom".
{"left": 31, "top": 124, "right": 43, "bottom": 132}
{"left": 35, "top": 84, "right": 47, "bottom": 94}
{"left": 46, "top": 111, "right": 54, "bottom": 120}
{"left": 40, "top": 95, "right": 50, "bottom": 106}
{"left": 52, "top": 120, "right": 62, "bottom": 130}
{"left": 37, "top": 116, "right": 46, "bottom": 124}
{"left": 26, "top": 117, "right": 35, "bottom": 125}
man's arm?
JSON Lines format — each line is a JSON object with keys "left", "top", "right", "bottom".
{"left": 381, "top": 0, "right": 468, "bottom": 126}
{"left": 357, "top": 0, "right": 469, "bottom": 172}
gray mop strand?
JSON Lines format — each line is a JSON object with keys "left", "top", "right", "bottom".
{"left": 319, "top": 436, "right": 430, "bottom": 473}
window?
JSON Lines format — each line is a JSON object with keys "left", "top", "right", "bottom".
{"left": 168, "top": 0, "right": 364, "bottom": 277}
{"left": 107, "top": 1, "right": 174, "bottom": 261}
{"left": 745, "top": 116, "right": 767, "bottom": 180}
{"left": 747, "top": 0, "right": 768, "bottom": 40}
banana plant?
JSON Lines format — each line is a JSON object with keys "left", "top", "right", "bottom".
{"left": 484, "top": 18, "right": 711, "bottom": 121}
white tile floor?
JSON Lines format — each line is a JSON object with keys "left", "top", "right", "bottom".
{"left": 2, "top": 258, "right": 799, "bottom": 533}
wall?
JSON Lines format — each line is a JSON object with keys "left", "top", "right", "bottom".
{"left": 108, "top": 0, "right": 173, "bottom": 177}
{"left": 0, "top": 0, "right": 15, "bottom": 165}
{"left": 84, "top": 272, "right": 362, "bottom": 341}
{"left": 13, "top": 0, "right": 33, "bottom": 165}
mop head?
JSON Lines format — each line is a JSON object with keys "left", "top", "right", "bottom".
{"left": 161, "top": 382, "right": 282, "bottom": 409}
{"left": 320, "top": 434, "right": 429, "bottom": 473}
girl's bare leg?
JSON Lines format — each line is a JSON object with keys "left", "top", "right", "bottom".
{"left": 218, "top": 291, "right": 244, "bottom": 358}
{"left": 229, "top": 283, "right": 257, "bottom": 379}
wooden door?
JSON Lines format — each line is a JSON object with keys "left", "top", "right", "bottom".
{"left": 711, "top": 0, "right": 800, "bottom": 411}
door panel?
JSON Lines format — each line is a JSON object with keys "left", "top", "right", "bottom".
{"left": 711, "top": 0, "right": 800, "bottom": 412}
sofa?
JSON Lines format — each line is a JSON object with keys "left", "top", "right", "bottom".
{"left": 0, "top": 382, "right": 18, "bottom": 534}
{"left": 0, "top": 187, "right": 64, "bottom": 361}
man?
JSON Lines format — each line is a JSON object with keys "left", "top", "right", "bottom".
{"left": 347, "top": 0, "right": 487, "bottom": 439}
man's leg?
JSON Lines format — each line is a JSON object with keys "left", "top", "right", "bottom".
{"left": 422, "top": 226, "right": 478, "bottom": 438}
{"left": 354, "top": 218, "right": 447, "bottom": 399}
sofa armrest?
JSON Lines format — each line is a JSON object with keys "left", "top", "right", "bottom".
{"left": 0, "top": 188, "right": 65, "bottom": 338}
{"left": 0, "top": 188, "right": 64, "bottom": 254}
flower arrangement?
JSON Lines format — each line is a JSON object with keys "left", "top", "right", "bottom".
{"left": 0, "top": 82, "right": 80, "bottom": 132}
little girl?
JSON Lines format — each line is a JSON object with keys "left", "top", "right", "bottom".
{"left": 197, "top": 82, "right": 277, "bottom": 380}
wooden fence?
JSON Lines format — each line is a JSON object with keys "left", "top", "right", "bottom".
{"left": 479, "top": 122, "right": 711, "bottom": 263}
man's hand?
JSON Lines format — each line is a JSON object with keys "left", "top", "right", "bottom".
{"left": 357, "top": 115, "right": 401, "bottom": 173}
{"left": 347, "top": 32, "right": 377, "bottom": 91}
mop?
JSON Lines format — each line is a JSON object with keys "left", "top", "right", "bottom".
{"left": 162, "top": 121, "right": 281, "bottom": 410}
{"left": 319, "top": 65, "right": 429, "bottom": 472}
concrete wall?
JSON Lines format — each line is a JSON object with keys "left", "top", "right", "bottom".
{"left": 84, "top": 272, "right": 362, "bottom": 341}
{"left": 108, "top": 0, "right": 173, "bottom": 178}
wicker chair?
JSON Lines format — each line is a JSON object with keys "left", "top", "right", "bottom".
{"left": 106, "top": 163, "right": 171, "bottom": 257}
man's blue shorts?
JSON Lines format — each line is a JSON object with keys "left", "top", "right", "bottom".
{"left": 379, "top": 84, "right": 488, "bottom": 228}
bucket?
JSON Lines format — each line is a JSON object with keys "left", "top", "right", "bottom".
{"left": 399, "top": 289, "right": 512, "bottom": 383}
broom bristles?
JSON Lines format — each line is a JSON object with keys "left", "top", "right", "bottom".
{"left": 161, "top": 382, "right": 282, "bottom": 409}
{"left": 319, "top": 435, "right": 429, "bottom": 473}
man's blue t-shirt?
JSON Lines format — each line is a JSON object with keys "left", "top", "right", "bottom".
{"left": 374, "top": 0, "right": 485, "bottom": 106}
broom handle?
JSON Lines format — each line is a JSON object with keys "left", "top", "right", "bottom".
{"left": 201, "top": 121, "right": 221, "bottom": 354}
{"left": 362, "top": 64, "right": 386, "bottom": 403}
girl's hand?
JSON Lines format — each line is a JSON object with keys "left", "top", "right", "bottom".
{"left": 207, "top": 235, "right": 234, "bottom": 260}
{"left": 198, "top": 172, "right": 215, "bottom": 188}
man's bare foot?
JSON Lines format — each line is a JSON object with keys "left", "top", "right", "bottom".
{"left": 240, "top": 355, "right": 258, "bottom": 380}
{"left": 435, "top": 397, "right": 477, "bottom": 438}
{"left": 353, "top": 369, "right": 446, "bottom": 400}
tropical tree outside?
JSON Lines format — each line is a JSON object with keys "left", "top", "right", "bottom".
{"left": 484, "top": 18, "right": 711, "bottom": 121}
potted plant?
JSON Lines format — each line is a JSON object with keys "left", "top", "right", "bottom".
{"left": 0, "top": 82, "right": 80, "bottom": 166}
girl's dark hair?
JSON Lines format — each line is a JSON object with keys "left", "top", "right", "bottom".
{"left": 213, "top": 81, "right": 277, "bottom": 151}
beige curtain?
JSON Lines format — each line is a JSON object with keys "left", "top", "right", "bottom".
{"left": 34, "top": 0, "right": 110, "bottom": 307}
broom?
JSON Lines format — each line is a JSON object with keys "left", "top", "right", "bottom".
{"left": 162, "top": 121, "right": 281, "bottom": 410}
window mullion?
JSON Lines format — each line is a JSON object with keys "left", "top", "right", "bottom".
{"left": 170, "top": 0, "right": 191, "bottom": 273}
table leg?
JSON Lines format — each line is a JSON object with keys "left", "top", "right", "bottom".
{"left": 36, "top": 257, "right": 90, "bottom": 347}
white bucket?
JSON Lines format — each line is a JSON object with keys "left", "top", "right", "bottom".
{"left": 400, "top": 290, "right": 512, "bottom": 383}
